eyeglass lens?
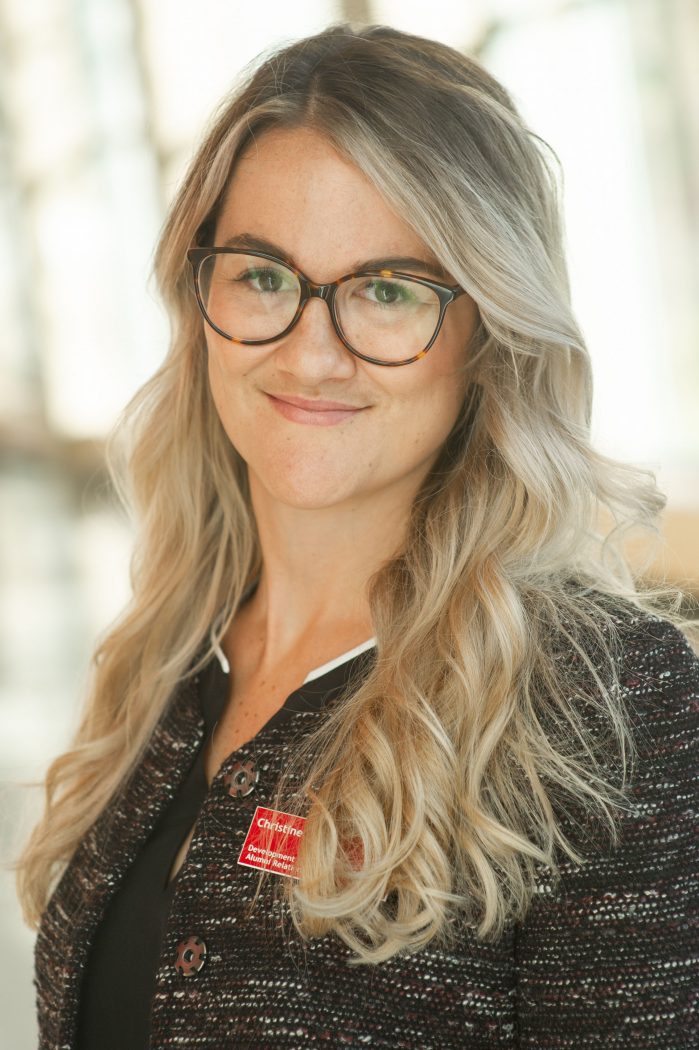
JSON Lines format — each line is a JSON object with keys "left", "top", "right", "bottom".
{"left": 196, "top": 252, "right": 442, "bottom": 362}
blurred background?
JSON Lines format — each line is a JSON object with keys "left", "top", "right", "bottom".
{"left": 1, "top": 0, "right": 697, "bottom": 1044}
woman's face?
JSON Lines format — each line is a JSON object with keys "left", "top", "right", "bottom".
{"left": 205, "top": 125, "right": 479, "bottom": 511}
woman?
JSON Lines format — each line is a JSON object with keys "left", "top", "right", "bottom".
{"left": 14, "top": 22, "right": 698, "bottom": 1050}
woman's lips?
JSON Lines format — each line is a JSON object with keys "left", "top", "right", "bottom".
{"left": 265, "top": 393, "right": 365, "bottom": 426}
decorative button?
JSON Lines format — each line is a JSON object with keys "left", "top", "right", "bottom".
{"left": 223, "top": 759, "right": 259, "bottom": 797}
{"left": 174, "top": 935, "right": 207, "bottom": 976}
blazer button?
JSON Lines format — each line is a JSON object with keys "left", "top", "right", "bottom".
{"left": 223, "top": 759, "right": 259, "bottom": 797}
{"left": 174, "top": 935, "right": 207, "bottom": 976}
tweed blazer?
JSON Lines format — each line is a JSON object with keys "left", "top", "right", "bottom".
{"left": 33, "top": 608, "right": 699, "bottom": 1049}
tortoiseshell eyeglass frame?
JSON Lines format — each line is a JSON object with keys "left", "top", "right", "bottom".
{"left": 186, "top": 247, "right": 467, "bottom": 367}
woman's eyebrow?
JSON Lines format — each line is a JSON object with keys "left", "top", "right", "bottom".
{"left": 220, "top": 232, "right": 450, "bottom": 280}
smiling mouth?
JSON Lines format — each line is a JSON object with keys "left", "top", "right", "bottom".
{"left": 264, "top": 392, "right": 366, "bottom": 426}
{"left": 266, "top": 393, "right": 365, "bottom": 412}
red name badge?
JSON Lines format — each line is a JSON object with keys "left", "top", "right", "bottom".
{"left": 238, "top": 806, "right": 307, "bottom": 879}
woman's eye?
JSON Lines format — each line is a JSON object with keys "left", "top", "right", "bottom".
{"left": 361, "top": 279, "right": 416, "bottom": 305}
{"left": 238, "top": 268, "right": 289, "bottom": 292}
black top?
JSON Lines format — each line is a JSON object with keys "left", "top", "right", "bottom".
{"left": 74, "top": 641, "right": 376, "bottom": 1050}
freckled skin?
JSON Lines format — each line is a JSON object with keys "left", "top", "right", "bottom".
{"left": 205, "top": 125, "right": 480, "bottom": 515}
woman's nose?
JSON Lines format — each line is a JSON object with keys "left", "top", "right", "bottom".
{"left": 275, "top": 296, "right": 355, "bottom": 377}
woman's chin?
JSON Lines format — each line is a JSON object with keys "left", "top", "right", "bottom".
{"left": 247, "top": 465, "right": 366, "bottom": 511}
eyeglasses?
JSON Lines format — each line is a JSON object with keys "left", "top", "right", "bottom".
{"left": 186, "top": 247, "right": 467, "bottom": 367}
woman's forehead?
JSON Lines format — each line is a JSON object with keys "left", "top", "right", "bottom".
{"left": 216, "top": 128, "right": 448, "bottom": 280}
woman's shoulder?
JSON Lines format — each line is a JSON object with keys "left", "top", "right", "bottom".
{"left": 521, "top": 593, "right": 699, "bottom": 888}
{"left": 556, "top": 584, "right": 699, "bottom": 692}
{"left": 515, "top": 602, "right": 699, "bottom": 1042}
{"left": 612, "top": 602, "right": 697, "bottom": 757}
{"left": 611, "top": 607, "right": 699, "bottom": 783}
{"left": 543, "top": 592, "right": 699, "bottom": 825}
{"left": 596, "top": 598, "right": 699, "bottom": 718}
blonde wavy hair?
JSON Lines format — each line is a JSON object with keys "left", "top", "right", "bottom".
{"left": 13, "top": 21, "right": 697, "bottom": 964}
